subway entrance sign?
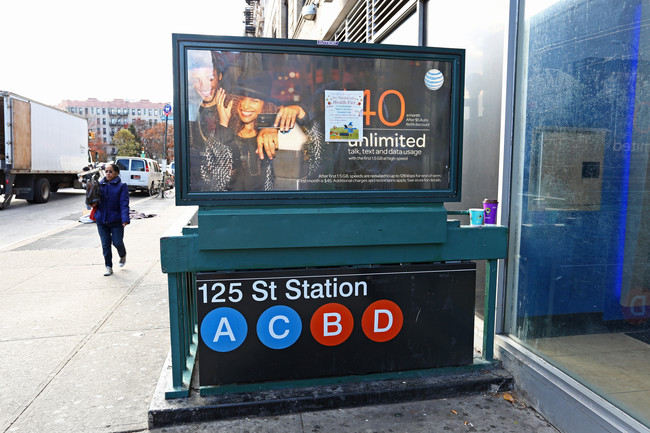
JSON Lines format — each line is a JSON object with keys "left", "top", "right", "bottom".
{"left": 196, "top": 262, "right": 476, "bottom": 386}
{"left": 159, "top": 34, "right": 508, "bottom": 403}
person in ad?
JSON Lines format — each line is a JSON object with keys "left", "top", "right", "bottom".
{"left": 197, "top": 62, "right": 322, "bottom": 191}
{"left": 188, "top": 50, "right": 311, "bottom": 191}
{"left": 201, "top": 72, "right": 280, "bottom": 191}
{"left": 187, "top": 50, "right": 230, "bottom": 190}
{"left": 92, "top": 163, "right": 130, "bottom": 276}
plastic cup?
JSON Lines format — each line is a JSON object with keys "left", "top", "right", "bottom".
{"left": 483, "top": 199, "right": 498, "bottom": 224}
{"left": 469, "top": 208, "right": 484, "bottom": 225}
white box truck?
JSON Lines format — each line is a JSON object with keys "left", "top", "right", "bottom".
{"left": 1, "top": 91, "right": 90, "bottom": 209}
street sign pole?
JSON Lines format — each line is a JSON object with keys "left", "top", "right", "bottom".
{"left": 163, "top": 104, "right": 172, "bottom": 165}
{"left": 164, "top": 115, "right": 169, "bottom": 158}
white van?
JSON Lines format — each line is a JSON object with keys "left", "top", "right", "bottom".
{"left": 114, "top": 157, "right": 163, "bottom": 193}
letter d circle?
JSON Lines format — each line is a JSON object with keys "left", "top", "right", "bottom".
{"left": 362, "top": 300, "right": 403, "bottom": 342}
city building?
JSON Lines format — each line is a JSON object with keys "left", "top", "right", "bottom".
{"left": 58, "top": 98, "right": 169, "bottom": 158}
{"left": 251, "top": 0, "right": 650, "bottom": 432}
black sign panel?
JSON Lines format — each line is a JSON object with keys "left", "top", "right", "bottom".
{"left": 196, "top": 263, "right": 476, "bottom": 386}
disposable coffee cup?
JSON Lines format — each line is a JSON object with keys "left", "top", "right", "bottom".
{"left": 469, "top": 208, "right": 484, "bottom": 226}
{"left": 483, "top": 199, "right": 498, "bottom": 224}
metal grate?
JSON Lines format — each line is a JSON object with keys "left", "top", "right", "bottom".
{"left": 333, "top": 0, "right": 414, "bottom": 43}
{"left": 373, "top": 0, "right": 412, "bottom": 34}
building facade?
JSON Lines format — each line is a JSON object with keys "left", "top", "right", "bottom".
{"left": 253, "top": 0, "right": 650, "bottom": 431}
{"left": 58, "top": 98, "right": 168, "bottom": 158}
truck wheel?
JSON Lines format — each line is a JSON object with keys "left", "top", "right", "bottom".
{"left": 33, "top": 177, "right": 51, "bottom": 203}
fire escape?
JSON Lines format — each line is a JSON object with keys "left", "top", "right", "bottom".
{"left": 244, "top": 0, "right": 263, "bottom": 37}
{"left": 108, "top": 108, "right": 130, "bottom": 157}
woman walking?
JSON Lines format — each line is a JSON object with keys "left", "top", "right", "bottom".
{"left": 93, "top": 163, "right": 130, "bottom": 276}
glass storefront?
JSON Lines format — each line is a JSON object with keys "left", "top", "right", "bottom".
{"left": 508, "top": 0, "right": 650, "bottom": 427}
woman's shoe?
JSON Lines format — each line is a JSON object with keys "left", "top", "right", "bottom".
{"left": 104, "top": 267, "right": 113, "bottom": 276}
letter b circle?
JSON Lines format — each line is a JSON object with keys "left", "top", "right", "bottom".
{"left": 310, "top": 303, "right": 354, "bottom": 346}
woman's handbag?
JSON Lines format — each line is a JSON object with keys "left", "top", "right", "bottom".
{"left": 85, "top": 173, "right": 101, "bottom": 207}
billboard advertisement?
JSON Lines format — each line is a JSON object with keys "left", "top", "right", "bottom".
{"left": 173, "top": 35, "right": 465, "bottom": 204}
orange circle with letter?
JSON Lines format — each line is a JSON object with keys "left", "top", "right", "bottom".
{"left": 361, "top": 300, "right": 403, "bottom": 342}
{"left": 310, "top": 303, "right": 354, "bottom": 346}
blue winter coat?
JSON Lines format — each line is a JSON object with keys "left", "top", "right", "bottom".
{"left": 95, "top": 176, "right": 130, "bottom": 225}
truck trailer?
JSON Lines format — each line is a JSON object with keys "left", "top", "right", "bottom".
{"left": 0, "top": 91, "right": 89, "bottom": 209}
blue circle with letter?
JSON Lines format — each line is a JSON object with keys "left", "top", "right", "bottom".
{"left": 257, "top": 305, "right": 302, "bottom": 350}
{"left": 163, "top": 104, "right": 172, "bottom": 115}
{"left": 200, "top": 307, "right": 247, "bottom": 352}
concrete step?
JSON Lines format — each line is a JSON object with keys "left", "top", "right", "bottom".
{"left": 149, "top": 356, "right": 513, "bottom": 429}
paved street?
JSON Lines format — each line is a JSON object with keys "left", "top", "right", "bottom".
{"left": 0, "top": 189, "right": 156, "bottom": 250}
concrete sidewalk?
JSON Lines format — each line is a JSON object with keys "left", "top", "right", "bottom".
{"left": 0, "top": 197, "right": 559, "bottom": 433}
{"left": 0, "top": 197, "right": 185, "bottom": 433}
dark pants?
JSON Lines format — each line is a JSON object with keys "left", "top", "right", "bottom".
{"left": 97, "top": 221, "right": 126, "bottom": 268}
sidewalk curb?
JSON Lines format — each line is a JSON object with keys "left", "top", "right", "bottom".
{"left": 0, "top": 219, "right": 82, "bottom": 252}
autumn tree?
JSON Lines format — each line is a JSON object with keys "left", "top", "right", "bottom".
{"left": 128, "top": 123, "right": 142, "bottom": 146}
{"left": 140, "top": 122, "right": 174, "bottom": 162}
{"left": 129, "top": 119, "right": 148, "bottom": 138}
{"left": 114, "top": 129, "right": 141, "bottom": 157}
{"left": 88, "top": 134, "right": 106, "bottom": 163}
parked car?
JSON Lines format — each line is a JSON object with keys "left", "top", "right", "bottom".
{"left": 114, "top": 157, "right": 163, "bottom": 194}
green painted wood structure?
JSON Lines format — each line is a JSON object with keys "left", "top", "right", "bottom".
{"left": 160, "top": 203, "right": 507, "bottom": 398}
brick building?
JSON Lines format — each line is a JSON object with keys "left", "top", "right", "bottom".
{"left": 58, "top": 98, "right": 169, "bottom": 158}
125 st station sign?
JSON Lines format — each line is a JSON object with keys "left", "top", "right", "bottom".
{"left": 196, "top": 263, "right": 476, "bottom": 386}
